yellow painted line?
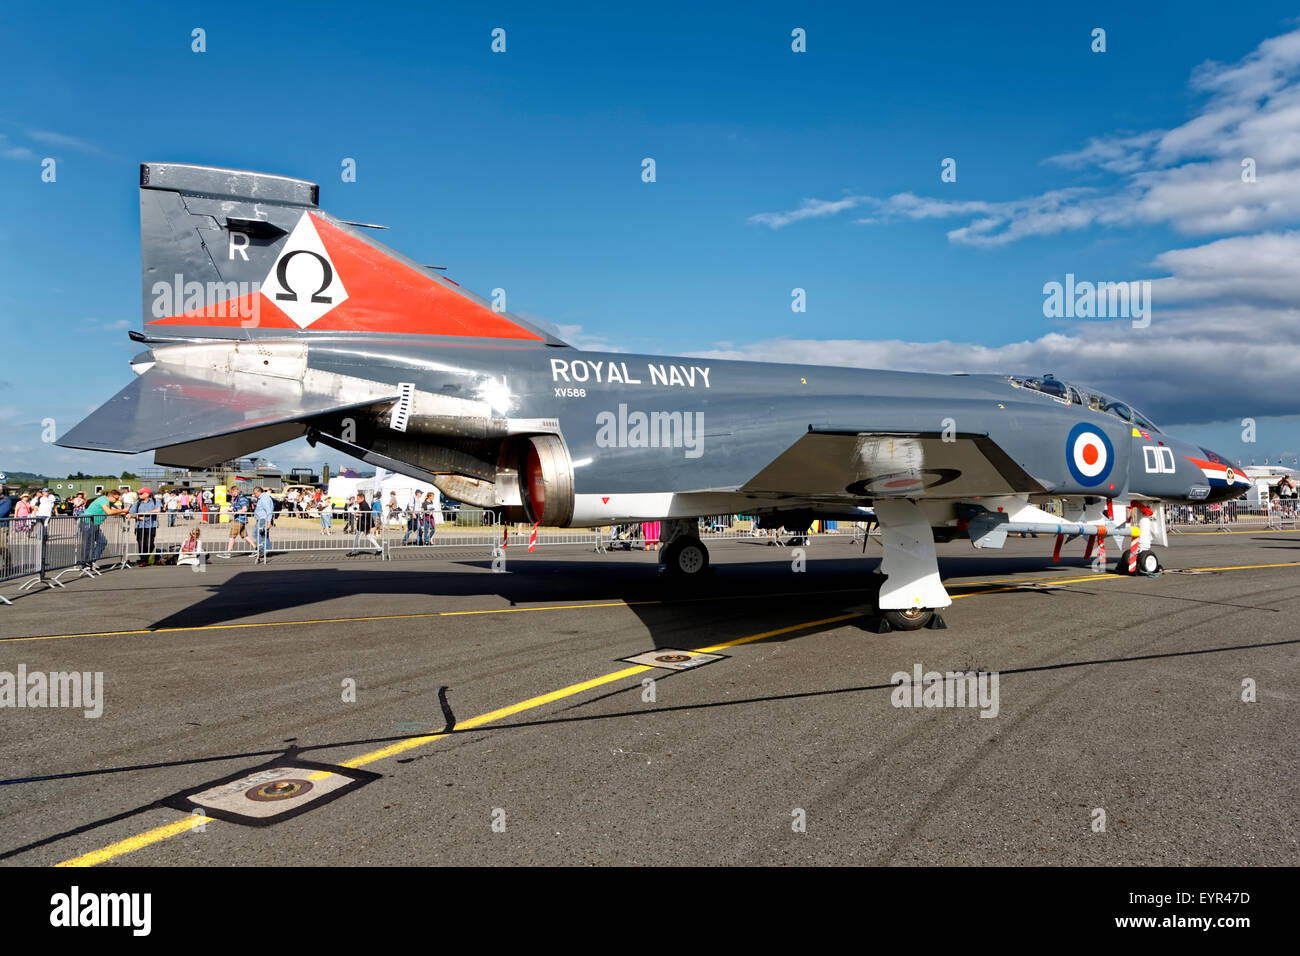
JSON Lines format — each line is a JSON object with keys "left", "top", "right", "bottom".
{"left": 56, "top": 815, "right": 205, "bottom": 868}
{"left": 440, "top": 601, "right": 658, "bottom": 617}
{"left": 952, "top": 573, "right": 1124, "bottom": 594}
{"left": 326, "top": 612, "right": 864, "bottom": 773}
{"left": 1179, "top": 528, "right": 1300, "bottom": 535}
{"left": 692, "top": 612, "right": 865, "bottom": 654}
{"left": 57, "top": 610, "right": 861, "bottom": 866}
{"left": 2, "top": 600, "right": 659, "bottom": 644}
{"left": 331, "top": 664, "right": 653, "bottom": 770}
{"left": 1183, "top": 562, "right": 1300, "bottom": 572}
{"left": 44, "top": 559, "right": 1300, "bottom": 866}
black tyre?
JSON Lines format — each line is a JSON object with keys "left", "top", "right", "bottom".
{"left": 1137, "top": 549, "right": 1160, "bottom": 574}
{"left": 662, "top": 536, "right": 710, "bottom": 576}
{"left": 882, "top": 607, "right": 934, "bottom": 631}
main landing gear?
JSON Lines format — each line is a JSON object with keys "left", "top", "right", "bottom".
{"left": 869, "top": 500, "right": 951, "bottom": 633}
{"left": 876, "top": 606, "right": 945, "bottom": 632}
{"left": 658, "top": 518, "right": 711, "bottom": 578}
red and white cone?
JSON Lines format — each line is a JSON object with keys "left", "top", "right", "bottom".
{"left": 1128, "top": 534, "right": 1139, "bottom": 574}
{"left": 527, "top": 521, "right": 539, "bottom": 552}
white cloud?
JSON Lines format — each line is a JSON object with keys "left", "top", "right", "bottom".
{"left": 0, "top": 135, "right": 35, "bottom": 161}
{"left": 750, "top": 27, "right": 1300, "bottom": 245}
{"left": 552, "top": 324, "right": 623, "bottom": 352}
{"left": 690, "top": 227, "right": 1300, "bottom": 428}
{"left": 749, "top": 196, "right": 870, "bottom": 229}
{"left": 27, "top": 129, "right": 112, "bottom": 158}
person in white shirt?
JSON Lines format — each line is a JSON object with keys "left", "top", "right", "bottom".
{"left": 35, "top": 489, "right": 56, "bottom": 521}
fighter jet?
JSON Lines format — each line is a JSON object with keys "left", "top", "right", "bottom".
{"left": 58, "top": 164, "right": 1251, "bottom": 630}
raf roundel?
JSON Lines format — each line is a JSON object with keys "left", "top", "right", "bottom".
{"left": 1066, "top": 423, "right": 1114, "bottom": 486}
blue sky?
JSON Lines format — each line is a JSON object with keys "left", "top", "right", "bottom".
{"left": 3, "top": 0, "right": 1299, "bottom": 477}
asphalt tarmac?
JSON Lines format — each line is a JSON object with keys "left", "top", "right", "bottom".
{"left": 1, "top": 529, "right": 1297, "bottom": 866}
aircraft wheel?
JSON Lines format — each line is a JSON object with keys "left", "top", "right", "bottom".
{"left": 881, "top": 607, "right": 934, "bottom": 631}
{"left": 1137, "top": 550, "right": 1160, "bottom": 574}
{"left": 662, "top": 536, "right": 710, "bottom": 577}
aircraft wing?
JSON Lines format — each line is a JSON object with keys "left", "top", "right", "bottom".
{"left": 57, "top": 359, "right": 399, "bottom": 468}
{"left": 740, "top": 428, "right": 1046, "bottom": 499}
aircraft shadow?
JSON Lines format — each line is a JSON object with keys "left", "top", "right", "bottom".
{"left": 140, "top": 549, "right": 1099, "bottom": 644}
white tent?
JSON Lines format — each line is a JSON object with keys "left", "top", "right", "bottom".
{"left": 376, "top": 473, "right": 443, "bottom": 525}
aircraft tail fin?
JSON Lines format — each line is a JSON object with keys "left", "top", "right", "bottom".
{"left": 138, "top": 162, "right": 563, "bottom": 344}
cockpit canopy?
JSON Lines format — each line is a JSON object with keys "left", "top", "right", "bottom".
{"left": 1007, "top": 374, "right": 1161, "bottom": 433}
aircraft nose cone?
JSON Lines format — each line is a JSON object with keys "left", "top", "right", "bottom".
{"left": 1199, "top": 448, "right": 1248, "bottom": 502}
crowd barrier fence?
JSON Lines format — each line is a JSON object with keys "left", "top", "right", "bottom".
{"left": 5, "top": 499, "right": 1296, "bottom": 605}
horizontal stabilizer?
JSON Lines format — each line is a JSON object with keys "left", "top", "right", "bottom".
{"left": 56, "top": 360, "right": 398, "bottom": 465}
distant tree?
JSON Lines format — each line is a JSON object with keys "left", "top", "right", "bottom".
{"left": 120, "top": 471, "right": 138, "bottom": 481}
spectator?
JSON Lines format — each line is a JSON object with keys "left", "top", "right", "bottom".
{"left": 34, "top": 488, "right": 57, "bottom": 525}
{"left": 350, "top": 493, "right": 382, "bottom": 554}
{"left": 423, "top": 491, "right": 439, "bottom": 542}
{"left": 14, "top": 492, "right": 33, "bottom": 534}
{"left": 129, "top": 486, "right": 161, "bottom": 565}
{"left": 220, "top": 486, "right": 253, "bottom": 557}
{"left": 1278, "top": 475, "right": 1296, "bottom": 515}
{"left": 81, "top": 489, "right": 127, "bottom": 564}
{"left": 403, "top": 491, "right": 424, "bottom": 545}
{"left": 320, "top": 491, "right": 334, "bottom": 535}
{"left": 252, "top": 486, "right": 275, "bottom": 561}
{"left": 178, "top": 526, "right": 204, "bottom": 568}
{"left": 165, "top": 490, "right": 180, "bottom": 527}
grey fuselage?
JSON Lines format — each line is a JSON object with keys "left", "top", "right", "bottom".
{"left": 293, "top": 333, "right": 1237, "bottom": 508}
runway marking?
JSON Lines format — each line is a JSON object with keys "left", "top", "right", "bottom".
{"left": 37, "top": 561, "right": 1300, "bottom": 865}
{"left": 10, "top": 561, "right": 1299, "bottom": 645}
{"left": 1177, "top": 528, "right": 1300, "bottom": 535}
{"left": 11, "top": 559, "right": 1300, "bottom": 647}
{"left": 53, "top": 612, "right": 861, "bottom": 867}
{"left": 0, "top": 601, "right": 663, "bottom": 644}
{"left": 54, "top": 816, "right": 204, "bottom": 868}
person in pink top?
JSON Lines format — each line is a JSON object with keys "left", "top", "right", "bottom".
{"left": 14, "top": 492, "right": 33, "bottom": 533}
